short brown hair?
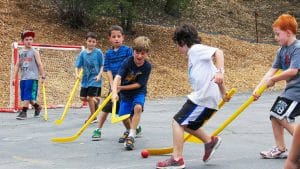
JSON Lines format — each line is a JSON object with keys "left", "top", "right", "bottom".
{"left": 272, "top": 14, "right": 298, "bottom": 34}
{"left": 108, "top": 25, "right": 124, "bottom": 36}
{"left": 132, "top": 36, "right": 151, "bottom": 52}
{"left": 86, "top": 32, "right": 97, "bottom": 40}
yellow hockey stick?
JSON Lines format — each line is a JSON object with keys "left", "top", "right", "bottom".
{"left": 111, "top": 100, "right": 130, "bottom": 124}
{"left": 54, "top": 69, "right": 83, "bottom": 125}
{"left": 42, "top": 83, "right": 48, "bottom": 121}
{"left": 51, "top": 93, "right": 112, "bottom": 143}
{"left": 146, "top": 88, "right": 236, "bottom": 155}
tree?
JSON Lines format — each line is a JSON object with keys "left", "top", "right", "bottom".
{"left": 98, "top": 0, "right": 138, "bottom": 34}
{"left": 49, "top": 0, "right": 188, "bottom": 33}
{"left": 164, "top": 0, "right": 189, "bottom": 17}
{"left": 49, "top": 0, "right": 100, "bottom": 29}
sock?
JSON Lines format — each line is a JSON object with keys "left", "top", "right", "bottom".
{"left": 33, "top": 103, "right": 39, "bottom": 110}
{"left": 129, "top": 129, "right": 136, "bottom": 138}
{"left": 97, "top": 128, "right": 102, "bottom": 131}
{"left": 22, "top": 107, "right": 28, "bottom": 112}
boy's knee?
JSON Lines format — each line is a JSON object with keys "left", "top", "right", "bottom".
{"left": 80, "top": 97, "right": 87, "bottom": 101}
{"left": 86, "top": 96, "right": 95, "bottom": 101}
{"left": 134, "top": 104, "right": 143, "bottom": 113}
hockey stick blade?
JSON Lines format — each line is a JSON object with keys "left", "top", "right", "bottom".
{"left": 51, "top": 93, "right": 112, "bottom": 143}
{"left": 111, "top": 100, "right": 130, "bottom": 124}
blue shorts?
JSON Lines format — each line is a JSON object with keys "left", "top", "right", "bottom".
{"left": 20, "top": 80, "right": 38, "bottom": 101}
{"left": 118, "top": 94, "right": 145, "bottom": 116}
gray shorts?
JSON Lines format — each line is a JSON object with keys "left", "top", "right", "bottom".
{"left": 270, "top": 96, "right": 300, "bottom": 123}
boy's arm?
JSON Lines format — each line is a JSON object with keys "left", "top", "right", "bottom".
{"left": 218, "top": 82, "right": 227, "bottom": 100}
{"left": 121, "top": 63, "right": 151, "bottom": 91}
{"left": 213, "top": 49, "right": 224, "bottom": 84}
{"left": 12, "top": 60, "right": 20, "bottom": 86}
{"left": 252, "top": 68, "right": 278, "bottom": 100}
{"left": 269, "top": 68, "right": 298, "bottom": 84}
{"left": 118, "top": 83, "right": 141, "bottom": 91}
{"left": 284, "top": 124, "right": 300, "bottom": 169}
{"left": 75, "top": 67, "right": 82, "bottom": 79}
{"left": 95, "top": 65, "right": 103, "bottom": 82}
{"left": 34, "top": 50, "right": 46, "bottom": 81}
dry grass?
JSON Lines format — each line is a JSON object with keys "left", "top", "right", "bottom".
{"left": 0, "top": 0, "right": 288, "bottom": 108}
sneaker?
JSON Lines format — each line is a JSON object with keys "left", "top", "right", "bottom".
{"left": 34, "top": 105, "right": 42, "bottom": 117}
{"left": 260, "top": 146, "right": 288, "bottom": 159}
{"left": 136, "top": 125, "right": 142, "bottom": 138}
{"left": 203, "top": 136, "right": 222, "bottom": 162}
{"left": 124, "top": 136, "right": 135, "bottom": 150}
{"left": 156, "top": 156, "right": 185, "bottom": 169}
{"left": 118, "top": 131, "right": 129, "bottom": 143}
{"left": 91, "top": 117, "right": 98, "bottom": 124}
{"left": 91, "top": 129, "right": 101, "bottom": 141}
{"left": 16, "top": 111, "right": 27, "bottom": 120}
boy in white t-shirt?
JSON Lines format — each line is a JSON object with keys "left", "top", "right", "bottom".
{"left": 156, "top": 24, "right": 227, "bottom": 169}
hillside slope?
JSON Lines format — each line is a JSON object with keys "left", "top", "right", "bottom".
{"left": 0, "top": 0, "right": 285, "bottom": 107}
{"left": 136, "top": 0, "right": 300, "bottom": 44}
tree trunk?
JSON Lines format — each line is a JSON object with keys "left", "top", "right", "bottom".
{"left": 164, "top": 0, "right": 181, "bottom": 17}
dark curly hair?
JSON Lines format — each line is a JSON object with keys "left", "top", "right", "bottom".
{"left": 172, "top": 24, "right": 201, "bottom": 48}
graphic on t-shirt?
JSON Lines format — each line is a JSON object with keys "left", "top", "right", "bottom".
{"left": 85, "top": 60, "right": 96, "bottom": 75}
{"left": 284, "top": 54, "right": 290, "bottom": 67}
{"left": 20, "top": 52, "right": 32, "bottom": 71}
{"left": 124, "top": 71, "right": 142, "bottom": 83}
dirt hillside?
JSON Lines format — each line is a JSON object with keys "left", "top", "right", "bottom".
{"left": 0, "top": 0, "right": 292, "bottom": 107}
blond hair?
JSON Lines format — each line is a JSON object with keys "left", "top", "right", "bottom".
{"left": 133, "top": 36, "right": 151, "bottom": 52}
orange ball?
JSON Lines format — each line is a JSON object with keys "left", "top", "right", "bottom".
{"left": 141, "top": 149, "right": 149, "bottom": 158}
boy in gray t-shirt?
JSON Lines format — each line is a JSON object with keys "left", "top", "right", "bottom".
{"left": 13, "top": 30, "right": 46, "bottom": 120}
{"left": 253, "top": 14, "right": 300, "bottom": 159}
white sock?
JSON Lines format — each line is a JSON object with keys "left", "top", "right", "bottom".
{"left": 129, "top": 129, "right": 136, "bottom": 138}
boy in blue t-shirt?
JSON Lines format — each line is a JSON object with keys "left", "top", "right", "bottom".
{"left": 112, "top": 36, "right": 152, "bottom": 150}
{"left": 75, "top": 32, "right": 104, "bottom": 123}
{"left": 92, "top": 25, "right": 133, "bottom": 141}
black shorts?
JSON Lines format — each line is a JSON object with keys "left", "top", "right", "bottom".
{"left": 173, "top": 99, "right": 216, "bottom": 130}
{"left": 102, "top": 100, "right": 120, "bottom": 113}
{"left": 80, "top": 87, "right": 101, "bottom": 97}
{"left": 270, "top": 96, "right": 300, "bottom": 123}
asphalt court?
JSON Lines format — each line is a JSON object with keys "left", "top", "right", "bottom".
{"left": 0, "top": 91, "right": 294, "bottom": 169}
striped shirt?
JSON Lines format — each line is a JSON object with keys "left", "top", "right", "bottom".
{"left": 104, "top": 45, "right": 133, "bottom": 77}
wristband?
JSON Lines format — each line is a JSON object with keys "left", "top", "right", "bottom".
{"left": 216, "top": 68, "right": 225, "bottom": 74}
